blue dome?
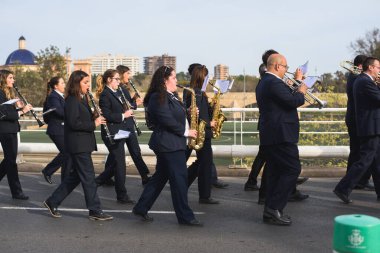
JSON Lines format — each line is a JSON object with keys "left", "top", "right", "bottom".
{"left": 5, "top": 49, "right": 36, "bottom": 65}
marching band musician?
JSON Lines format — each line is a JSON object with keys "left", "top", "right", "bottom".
{"left": 244, "top": 49, "right": 309, "bottom": 205}
{"left": 0, "top": 69, "right": 33, "bottom": 200}
{"left": 133, "top": 66, "right": 202, "bottom": 226}
{"left": 186, "top": 65, "right": 219, "bottom": 204}
{"left": 344, "top": 55, "right": 375, "bottom": 191}
{"left": 334, "top": 57, "right": 380, "bottom": 204}
{"left": 186, "top": 63, "right": 228, "bottom": 189}
{"left": 256, "top": 54, "right": 307, "bottom": 226}
{"left": 44, "top": 70, "right": 113, "bottom": 221}
{"left": 41, "top": 76, "right": 68, "bottom": 184}
{"left": 95, "top": 65, "right": 151, "bottom": 187}
{"left": 95, "top": 69, "right": 135, "bottom": 204}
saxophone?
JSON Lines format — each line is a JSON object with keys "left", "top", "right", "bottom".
{"left": 176, "top": 85, "right": 206, "bottom": 150}
{"left": 209, "top": 82, "right": 227, "bottom": 139}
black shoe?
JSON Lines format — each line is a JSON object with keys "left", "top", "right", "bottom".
{"left": 42, "top": 171, "right": 52, "bottom": 184}
{"left": 288, "top": 190, "right": 309, "bottom": 202}
{"left": 95, "top": 177, "right": 114, "bottom": 187}
{"left": 199, "top": 198, "right": 220, "bottom": 204}
{"left": 117, "top": 195, "right": 136, "bottom": 204}
{"left": 89, "top": 210, "right": 113, "bottom": 221}
{"left": 43, "top": 200, "right": 61, "bottom": 218}
{"left": 244, "top": 182, "right": 259, "bottom": 191}
{"left": 142, "top": 176, "right": 151, "bottom": 186}
{"left": 257, "top": 197, "right": 265, "bottom": 205}
{"left": 179, "top": 219, "right": 203, "bottom": 227}
{"left": 95, "top": 177, "right": 103, "bottom": 186}
{"left": 12, "top": 193, "right": 29, "bottom": 200}
{"left": 354, "top": 182, "right": 375, "bottom": 191}
{"left": 263, "top": 207, "right": 292, "bottom": 226}
{"left": 333, "top": 189, "right": 352, "bottom": 204}
{"left": 296, "top": 177, "right": 309, "bottom": 185}
{"left": 213, "top": 180, "right": 229, "bottom": 189}
{"left": 104, "top": 178, "right": 115, "bottom": 186}
{"left": 132, "top": 209, "right": 153, "bottom": 222}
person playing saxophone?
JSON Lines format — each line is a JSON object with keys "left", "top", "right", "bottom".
{"left": 186, "top": 65, "right": 219, "bottom": 204}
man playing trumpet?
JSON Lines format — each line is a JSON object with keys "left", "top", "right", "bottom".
{"left": 256, "top": 54, "right": 307, "bottom": 226}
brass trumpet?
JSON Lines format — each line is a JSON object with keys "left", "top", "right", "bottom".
{"left": 284, "top": 74, "right": 327, "bottom": 109}
{"left": 340, "top": 61, "right": 362, "bottom": 75}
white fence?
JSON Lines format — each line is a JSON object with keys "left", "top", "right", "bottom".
{"left": 3, "top": 107, "right": 349, "bottom": 158}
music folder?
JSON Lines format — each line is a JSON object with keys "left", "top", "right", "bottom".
{"left": 114, "top": 130, "right": 130, "bottom": 140}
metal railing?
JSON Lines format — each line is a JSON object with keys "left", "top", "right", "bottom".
{"left": 6, "top": 107, "right": 349, "bottom": 158}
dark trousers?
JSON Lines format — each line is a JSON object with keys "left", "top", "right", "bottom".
{"left": 247, "top": 146, "right": 265, "bottom": 185}
{"left": 133, "top": 150, "right": 195, "bottom": 223}
{"left": 42, "top": 134, "right": 68, "bottom": 181}
{"left": 335, "top": 136, "right": 380, "bottom": 196}
{"left": 0, "top": 133, "right": 23, "bottom": 196}
{"left": 47, "top": 152, "right": 101, "bottom": 212}
{"left": 188, "top": 138, "right": 213, "bottom": 199}
{"left": 126, "top": 133, "right": 150, "bottom": 177}
{"left": 97, "top": 133, "right": 149, "bottom": 181}
{"left": 97, "top": 138, "right": 128, "bottom": 200}
{"left": 186, "top": 146, "right": 219, "bottom": 185}
{"left": 263, "top": 143, "right": 301, "bottom": 211}
{"left": 347, "top": 124, "right": 371, "bottom": 186}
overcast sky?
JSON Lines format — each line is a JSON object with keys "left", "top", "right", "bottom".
{"left": 1, "top": 0, "right": 378, "bottom": 76}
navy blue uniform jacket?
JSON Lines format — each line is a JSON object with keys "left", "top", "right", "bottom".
{"left": 45, "top": 90, "right": 65, "bottom": 136}
{"left": 345, "top": 73, "right": 358, "bottom": 128}
{"left": 0, "top": 90, "right": 20, "bottom": 134}
{"left": 353, "top": 73, "right": 380, "bottom": 137}
{"left": 256, "top": 73, "right": 305, "bottom": 145}
{"left": 147, "top": 92, "right": 187, "bottom": 153}
{"left": 64, "top": 95, "right": 97, "bottom": 154}
{"left": 99, "top": 86, "right": 135, "bottom": 139}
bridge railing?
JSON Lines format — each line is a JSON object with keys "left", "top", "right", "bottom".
{"left": 8, "top": 107, "right": 349, "bottom": 158}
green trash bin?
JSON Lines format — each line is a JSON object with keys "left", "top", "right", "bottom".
{"left": 333, "top": 214, "right": 380, "bottom": 253}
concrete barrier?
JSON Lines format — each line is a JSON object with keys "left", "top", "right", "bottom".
{"left": 0, "top": 143, "right": 350, "bottom": 158}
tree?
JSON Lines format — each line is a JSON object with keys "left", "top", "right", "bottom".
{"left": 36, "top": 45, "right": 68, "bottom": 83}
{"left": 13, "top": 65, "right": 44, "bottom": 106}
{"left": 12, "top": 45, "right": 68, "bottom": 106}
{"left": 350, "top": 28, "right": 380, "bottom": 58}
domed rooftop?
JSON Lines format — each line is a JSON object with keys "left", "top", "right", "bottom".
{"left": 5, "top": 36, "right": 36, "bottom": 65}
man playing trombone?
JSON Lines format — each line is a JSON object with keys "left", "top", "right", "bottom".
{"left": 256, "top": 54, "right": 307, "bottom": 226}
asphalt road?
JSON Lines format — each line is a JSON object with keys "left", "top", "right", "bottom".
{"left": 0, "top": 174, "right": 379, "bottom": 253}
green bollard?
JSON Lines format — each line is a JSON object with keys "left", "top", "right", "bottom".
{"left": 333, "top": 214, "right": 380, "bottom": 253}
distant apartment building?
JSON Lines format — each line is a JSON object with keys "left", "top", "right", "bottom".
{"left": 90, "top": 54, "right": 140, "bottom": 76}
{"left": 214, "top": 64, "right": 229, "bottom": 80}
{"left": 144, "top": 54, "right": 176, "bottom": 75}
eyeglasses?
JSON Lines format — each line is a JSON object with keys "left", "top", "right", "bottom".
{"left": 111, "top": 78, "right": 121, "bottom": 81}
{"left": 163, "top": 65, "right": 169, "bottom": 74}
{"left": 278, "top": 64, "right": 289, "bottom": 70}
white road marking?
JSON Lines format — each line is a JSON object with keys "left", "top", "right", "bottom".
{"left": 0, "top": 206, "right": 205, "bottom": 214}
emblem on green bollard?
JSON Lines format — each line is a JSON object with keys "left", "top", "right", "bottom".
{"left": 348, "top": 229, "right": 364, "bottom": 248}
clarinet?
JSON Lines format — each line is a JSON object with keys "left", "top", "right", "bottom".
{"left": 128, "top": 80, "right": 141, "bottom": 98}
{"left": 13, "top": 84, "right": 45, "bottom": 127}
{"left": 86, "top": 89, "right": 114, "bottom": 145}
{"left": 118, "top": 86, "right": 142, "bottom": 136}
